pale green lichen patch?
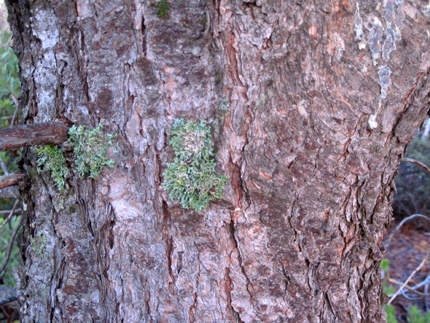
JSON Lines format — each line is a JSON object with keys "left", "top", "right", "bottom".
{"left": 68, "top": 124, "right": 116, "bottom": 179}
{"left": 35, "top": 144, "right": 68, "bottom": 191}
{"left": 162, "top": 119, "right": 227, "bottom": 212}
{"left": 35, "top": 124, "right": 116, "bottom": 191}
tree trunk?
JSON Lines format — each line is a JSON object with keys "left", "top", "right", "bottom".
{"left": 6, "top": 0, "right": 430, "bottom": 322}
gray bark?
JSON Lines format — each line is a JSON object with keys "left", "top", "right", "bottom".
{"left": 5, "top": 0, "right": 430, "bottom": 322}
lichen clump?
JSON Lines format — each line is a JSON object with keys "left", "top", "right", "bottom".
{"left": 163, "top": 119, "right": 227, "bottom": 212}
{"left": 68, "top": 124, "right": 116, "bottom": 179}
{"left": 36, "top": 124, "right": 116, "bottom": 191}
{"left": 35, "top": 144, "right": 68, "bottom": 191}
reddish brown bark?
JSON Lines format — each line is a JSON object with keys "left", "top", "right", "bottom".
{"left": 5, "top": 0, "right": 430, "bottom": 322}
{"left": 0, "top": 122, "right": 69, "bottom": 151}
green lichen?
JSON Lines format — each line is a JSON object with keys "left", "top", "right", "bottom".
{"left": 35, "top": 144, "right": 68, "bottom": 191}
{"left": 162, "top": 119, "right": 227, "bottom": 212}
{"left": 68, "top": 124, "right": 116, "bottom": 180}
{"left": 35, "top": 124, "right": 116, "bottom": 202}
{"left": 153, "top": 0, "right": 169, "bottom": 17}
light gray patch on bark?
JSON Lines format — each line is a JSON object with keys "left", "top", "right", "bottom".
{"left": 383, "top": 25, "right": 396, "bottom": 61}
{"left": 421, "top": 1, "right": 430, "bottom": 16}
{"left": 395, "top": 0, "right": 405, "bottom": 30}
{"left": 354, "top": 2, "right": 364, "bottom": 41}
{"left": 31, "top": 6, "right": 60, "bottom": 122}
{"left": 382, "top": 0, "right": 404, "bottom": 61}
{"left": 367, "top": 16, "right": 383, "bottom": 65}
{"left": 32, "top": 6, "right": 59, "bottom": 50}
{"left": 33, "top": 51, "right": 58, "bottom": 122}
{"left": 379, "top": 66, "right": 391, "bottom": 100}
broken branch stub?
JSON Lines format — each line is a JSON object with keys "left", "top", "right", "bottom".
{"left": 0, "top": 173, "right": 27, "bottom": 190}
{"left": 0, "top": 122, "right": 69, "bottom": 152}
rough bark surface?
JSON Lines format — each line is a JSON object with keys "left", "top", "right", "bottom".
{"left": 6, "top": 0, "right": 430, "bottom": 322}
{"left": 0, "top": 122, "right": 69, "bottom": 151}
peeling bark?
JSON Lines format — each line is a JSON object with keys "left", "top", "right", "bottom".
{"left": 5, "top": 0, "right": 430, "bottom": 322}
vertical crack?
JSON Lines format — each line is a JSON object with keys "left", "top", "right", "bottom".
{"left": 189, "top": 245, "right": 201, "bottom": 322}
{"left": 225, "top": 267, "right": 245, "bottom": 323}
{"left": 141, "top": 15, "right": 147, "bottom": 57}
{"left": 228, "top": 213, "right": 256, "bottom": 311}
{"left": 162, "top": 200, "right": 175, "bottom": 295}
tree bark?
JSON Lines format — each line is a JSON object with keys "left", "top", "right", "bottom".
{"left": 6, "top": 0, "right": 430, "bottom": 322}
{"left": 0, "top": 122, "right": 69, "bottom": 151}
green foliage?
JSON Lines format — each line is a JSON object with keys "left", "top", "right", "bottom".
{"left": 0, "top": 215, "right": 20, "bottom": 287}
{"left": 384, "top": 305, "right": 398, "bottom": 323}
{"left": 0, "top": 151, "right": 19, "bottom": 174}
{"left": 381, "top": 259, "right": 390, "bottom": 272}
{"left": 35, "top": 145, "right": 68, "bottom": 191}
{"left": 384, "top": 302, "right": 430, "bottom": 323}
{"left": 381, "top": 259, "right": 396, "bottom": 295}
{"left": 382, "top": 260, "right": 430, "bottom": 323}
{"left": 0, "top": 30, "right": 21, "bottom": 290}
{"left": 407, "top": 306, "right": 430, "bottom": 323}
{"left": 0, "top": 31, "right": 21, "bottom": 172}
{"left": 163, "top": 119, "right": 227, "bottom": 212}
{"left": 384, "top": 284, "right": 395, "bottom": 295}
{"left": 153, "top": 0, "right": 169, "bottom": 17}
{"left": 68, "top": 124, "right": 116, "bottom": 179}
{"left": 0, "top": 32, "right": 20, "bottom": 99}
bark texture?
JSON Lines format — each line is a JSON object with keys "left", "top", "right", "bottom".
{"left": 6, "top": 0, "right": 430, "bottom": 322}
{"left": 0, "top": 122, "right": 69, "bottom": 151}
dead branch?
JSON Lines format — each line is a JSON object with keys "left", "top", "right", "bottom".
{"left": 0, "top": 173, "right": 26, "bottom": 190}
{"left": 403, "top": 157, "right": 430, "bottom": 174}
{"left": 0, "top": 200, "right": 19, "bottom": 231}
{"left": 388, "top": 251, "right": 430, "bottom": 305}
{"left": 10, "top": 95, "right": 18, "bottom": 127}
{"left": 0, "top": 295, "right": 18, "bottom": 307}
{"left": 0, "top": 157, "right": 8, "bottom": 175}
{"left": 0, "top": 286, "right": 18, "bottom": 308}
{"left": 387, "top": 277, "right": 430, "bottom": 298}
{"left": 0, "top": 209, "right": 20, "bottom": 215}
{"left": 384, "top": 214, "right": 430, "bottom": 250}
{"left": 0, "top": 121, "right": 69, "bottom": 152}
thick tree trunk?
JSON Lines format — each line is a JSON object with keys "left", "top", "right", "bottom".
{"left": 6, "top": 0, "right": 430, "bottom": 322}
